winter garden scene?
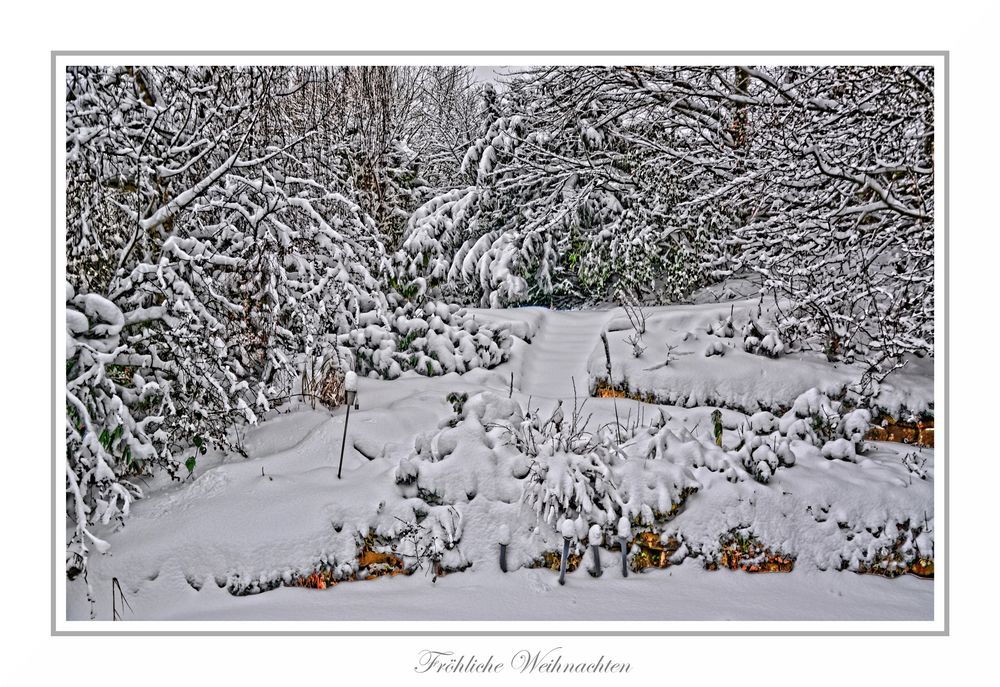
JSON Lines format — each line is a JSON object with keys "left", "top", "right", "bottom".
{"left": 64, "top": 65, "right": 936, "bottom": 622}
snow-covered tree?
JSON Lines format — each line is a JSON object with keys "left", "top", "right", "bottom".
{"left": 64, "top": 66, "right": 518, "bottom": 578}
{"left": 399, "top": 65, "right": 934, "bottom": 380}
{"left": 65, "top": 66, "right": 391, "bottom": 576}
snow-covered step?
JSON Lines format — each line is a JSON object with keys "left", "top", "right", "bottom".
{"left": 518, "top": 308, "right": 617, "bottom": 399}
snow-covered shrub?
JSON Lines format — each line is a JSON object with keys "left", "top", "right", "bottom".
{"left": 513, "top": 404, "right": 701, "bottom": 539}
{"left": 778, "top": 388, "right": 840, "bottom": 447}
{"left": 748, "top": 411, "right": 779, "bottom": 434}
{"left": 520, "top": 447, "right": 624, "bottom": 531}
{"left": 902, "top": 451, "right": 928, "bottom": 481}
{"left": 707, "top": 314, "right": 735, "bottom": 338}
{"left": 704, "top": 341, "right": 726, "bottom": 357}
{"left": 384, "top": 505, "right": 469, "bottom": 577}
{"left": 831, "top": 515, "right": 934, "bottom": 577}
{"left": 644, "top": 425, "right": 734, "bottom": 484}
{"left": 742, "top": 317, "right": 785, "bottom": 358}
{"left": 821, "top": 438, "right": 858, "bottom": 462}
{"left": 839, "top": 408, "right": 873, "bottom": 452}
{"left": 393, "top": 458, "right": 420, "bottom": 487}
{"left": 345, "top": 299, "right": 516, "bottom": 379}
{"left": 614, "top": 456, "right": 700, "bottom": 526}
{"left": 394, "top": 391, "right": 702, "bottom": 565}
{"left": 735, "top": 431, "right": 796, "bottom": 483}
{"left": 772, "top": 389, "right": 875, "bottom": 462}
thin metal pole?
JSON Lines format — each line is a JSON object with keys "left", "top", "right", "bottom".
{"left": 337, "top": 403, "right": 351, "bottom": 479}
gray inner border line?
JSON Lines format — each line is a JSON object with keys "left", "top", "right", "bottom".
{"left": 52, "top": 49, "right": 949, "bottom": 637}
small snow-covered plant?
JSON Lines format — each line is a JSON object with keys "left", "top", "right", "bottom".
{"left": 810, "top": 413, "right": 838, "bottom": 444}
{"left": 389, "top": 507, "right": 468, "bottom": 578}
{"left": 447, "top": 391, "right": 469, "bottom": 414}
{"left": 735, "top": 409, "right": 796, "bottom": 483}
{"left": 621, "top": 303, "right": 647, "bottom": 357}
{"left": 300, "top": 353, "right": 347, "bottom": 410}
{"left": 711, "top": 409, "right": 724, "bottom": 447}
{"left": 780, "top": 389, "right": 874, "bottom": 459}
{"left": 707, "top": 310, "right": 735, "bottom": 338}
{"left": 626, "top": 332, "right": 646, "bottom": 358}
{"left": 489, "top": 391, "right": 597, "bottom": 458}
{"left": 664, "top": 342, "right": 679, "bottom": 366}
{"left": 778, "top": 388, "right": 841, "bottom": 448}
{"left": 902, "top": 451, "right": 928, "bottom": 482}
{"left": 742, "top": 317, "right": 784, "bottom": 358}
{"left": 748, "top": 411, "right": 779, "bottom": 434}
{"left": 704, "top": 341, "right": 726, "bottom": 357}
{"left": 821, "top": 438, "right": 857, "bottom": 462}
{"left": 737, "top": 432, "right": 796, "bottom": 483}
{"left": 839, "top": 408, "right": 872, "bottom": 453}
{"left": 393, "top": 458, "right": 419, "bottom": 487}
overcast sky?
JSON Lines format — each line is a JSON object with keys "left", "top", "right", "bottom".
{"left": 471, "top": 66, "right": 511, "bottom": 83}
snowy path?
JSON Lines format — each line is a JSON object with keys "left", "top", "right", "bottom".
{"left": 518, "top": 309, "right": 616, "bottom": 399}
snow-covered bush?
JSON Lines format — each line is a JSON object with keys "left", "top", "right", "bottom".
{"left": 382, "top": 505, "right": 469, "bottom": 577}
{"left": 704, "top": 341, "right": 727, "bottom": 357}
{"left": 644, "top": 426, "right": 737, "bottom": 480}
{"left": 839, "top": 408, "right": 873, "bottom": 453}
{"left": 520, "top": 448, "right": 624, "bottom": 532}
{"left": 343, "top": 298, "right": 516, "bottom": 379}
{"left": 735, "top": 430, "right": 796, "bottom": 483}
{"left": 772, "top": 388, "right": 874, "bottom": 461}
{"left": 742, "top": 317, "right": 785, "bottom": 358}
{"left": 821, "top": 438, "right": 858, "bottom": 462}
{"left": 707, "top": 314, "right": 735, "bottom": 338}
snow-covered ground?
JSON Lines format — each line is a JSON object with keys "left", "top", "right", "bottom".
{"left": 67, "top": 301, "right": 934, "bottom": 622}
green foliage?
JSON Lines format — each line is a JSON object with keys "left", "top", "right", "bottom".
{"left": 446, "top": 391, "right": 468, "bottom": 415}
{"left": 398, "top": 329, "right": 420, "bottom": 351}
{"left": 711, "top": 409, "right": 724, "bottom": 448}
{"left": 98, "top": 424, "right": 141, "bottom": 474}
{"left": 811, "top": 413, "right": 837, "bottom": 443}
